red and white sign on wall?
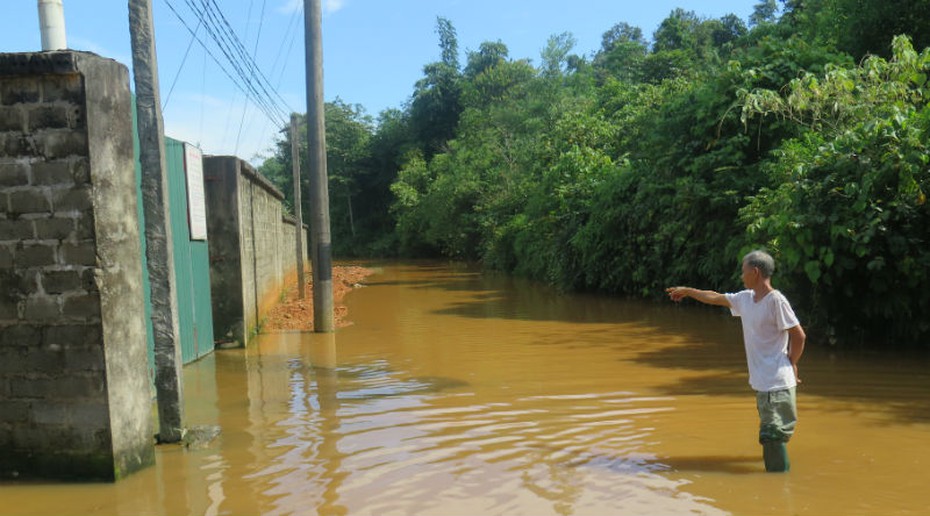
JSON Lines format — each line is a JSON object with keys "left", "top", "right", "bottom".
{"left": 183, "top": 143, "right": 208, "bottom": 241}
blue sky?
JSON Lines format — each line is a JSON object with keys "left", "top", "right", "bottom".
{"left": 1, "top": 1, "right": 759, "bottom": 164}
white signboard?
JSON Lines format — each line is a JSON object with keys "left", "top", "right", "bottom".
{"left": 183, "top": 143, "right": 208, "bottom": 241}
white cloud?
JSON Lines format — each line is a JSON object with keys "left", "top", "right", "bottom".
{"left": 277, "top": 0, "right": 346, "bottom": 15}
{"left": 277, "top": 0, "right": 302, "bottom": 14}
{"left": 68, "top": 37, "right": 131, "bottom": 65}
{"left": 325, "top": 0, "right": 346, "bottom": 14}
{"left": 68, "top": 37, "right": 112, "bottom": 56}
{"left": 180, "top": 92, "right": 228, "bottom": 108}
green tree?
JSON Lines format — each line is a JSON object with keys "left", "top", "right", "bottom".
{"left": 324, "top": 100, "right": 374, "bottom": 254}
{"left": 541, "top": 32, "right": 578, "bottom": 78}
{"left": 644, "top": 10, "right": 746, "bottom": 83}
{"left": 592, "top": 22, "right": 649, "bottom": 83}
{"left": 365, "top": 108, "right": 416, "bottom": 253}
{"left": 781, "top": 0, "right": 930, "bottom": 60}
{"left": 258, "top": 100, "right": 378, "bottom": 257}
{"left": 750, "top": 0, "right": 779, "bottom": 27}
{"left": 653, "top": 8, "right": 702, "bottom": 52}
{"left": 390, "top": 150, "right": 438, "bottom": 255}
{"left": 574, "top": 33, "right": 846, "bottom": 296}
{"left": 409, "top": 17, "right": 464, "bottom": 158}
{"left": 394, "top": 55, "right": 542, "bottom": 259}
{"left": 464, "top": 40, "right": 509, "bottom": 79}
{"left": 739, "top": 36, "right": 930, "bottom": 343}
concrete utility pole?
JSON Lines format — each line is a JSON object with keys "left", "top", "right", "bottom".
{"left": 37, "top": 0, "right": 67, "bottom": 50}
{"left": 304, "top": 0, "right": 334, "bottom": 332}
{"left": 291, "top": 113, "right": 306, "bottom": 299}
{"left": 128, "top": 0, "right": 185, "bottom": 443}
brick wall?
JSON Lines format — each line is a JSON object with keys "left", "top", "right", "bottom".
{"left": 0, "top": 52, "right": 154, "bottom": 480}
{"left": 204, "top": 156, "right": 307, "bottom": 347}
{"left": 242, "top": 165, "right": 289, "bottom": 332}
{"left": 281, "top": 215, "right": 300, "bottom": 278}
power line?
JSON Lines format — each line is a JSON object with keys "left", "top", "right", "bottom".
{"left": 164, "top": 0, "right": 283, "bottom": 127}
{"left": 161, "top": 0, "right": 290, "bottom": 127}
{"left": 162, "top": 15, "right": 202, "bottom": 110}
{"left": 270, "top": 4, "right": 302, "bottom": 86}
{"left": 252, "top": 0, "right": 267, "bottom": 57}
{"left": 256, "top": 3, "right": 302, "bottom": 154}
{"left": 236, "top": 0, "right": 269, "bottom": 155}
{"left": 198, "top": 40, "right": 207, "bottom": 146}
{"left": 197, "top": 0, "right": 293, "bottom": 117}
{"left": 179, "top": 0, "right": 257, "bottom": 150}
{"left": 188, "top": 0, "right": 287, "bottom": 123}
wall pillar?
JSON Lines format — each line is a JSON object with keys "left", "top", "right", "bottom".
{"left": 0, "top": 51, "right": 154, "bottom": 481}
{"left": 203, "top": 156, "right": 245, "bottom": 347}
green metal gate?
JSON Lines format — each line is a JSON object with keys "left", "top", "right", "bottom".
{"left": 165, "top": 137, "right": 215, "bottom": 363}
{"left": 134, "top": 108, "right": 215, "bottom": 375}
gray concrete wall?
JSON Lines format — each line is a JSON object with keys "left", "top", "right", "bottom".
{"left": 203, "top": 156, "right": 244, "bottom": 345}
{"left": 281, "top": 215, "right": 300, "bottom": 279}
{"left": 0, "top": 51, "right": 154, "bottom": 480}
{"left": 204, "top": 156, "right": 307, "bottom": 347}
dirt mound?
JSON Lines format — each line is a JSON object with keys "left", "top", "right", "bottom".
{"left": 263, "top": 265, "right": 375, "bottom": 331}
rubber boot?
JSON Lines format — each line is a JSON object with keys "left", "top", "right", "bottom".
{"left": 762, "top": 442, "right": 790, "bottom": 472}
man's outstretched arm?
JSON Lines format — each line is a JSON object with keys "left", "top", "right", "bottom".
{"left": 665, "top": 287, "right": 731, "bottom": 307}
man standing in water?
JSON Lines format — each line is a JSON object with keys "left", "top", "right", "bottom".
{"left": 666, "top": 250, "right": 806, "bottom": 472}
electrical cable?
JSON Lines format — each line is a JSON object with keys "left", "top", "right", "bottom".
{"left": 165, "top": 0, "right": 288, "bottom": 126}
{"left": 200, "top": 0, "right": 292, "bottom": 117}
{"left": 162, "top": 15, "right": 202, "bottom": 110}
{"left": 189, "top": 0, "right": 285, "bottom": 122}
{"left": 236, "top": 0, "right": 269, "bottom": 155}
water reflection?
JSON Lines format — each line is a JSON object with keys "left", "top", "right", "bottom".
{"left": 230, "top": 332, "right": 348, "bottom": 516}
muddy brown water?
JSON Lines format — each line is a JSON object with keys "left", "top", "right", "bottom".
{"left": 4, "top": 262, "right": 929, "bottom": 515}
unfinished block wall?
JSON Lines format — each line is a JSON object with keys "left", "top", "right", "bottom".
{"left": 0, "top": 51, "right": 154, "bottom": 481}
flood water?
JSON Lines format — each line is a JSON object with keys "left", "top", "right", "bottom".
{"left": 4, "top": 262, "right": 930, "bottom": 515}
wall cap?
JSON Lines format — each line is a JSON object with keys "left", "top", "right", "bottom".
{"left": 0, "top": 51, "right": 121, "bottom": 76}
{"left": 205, "top": 155, "right": 286, "bottom": 202}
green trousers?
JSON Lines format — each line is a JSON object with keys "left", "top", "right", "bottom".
{"left": 756, "top": 387, "right": 797, "bottom": 472}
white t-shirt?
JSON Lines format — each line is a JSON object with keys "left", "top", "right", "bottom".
{"left": 724, "top": 289, "right": 800, "bottom": 392}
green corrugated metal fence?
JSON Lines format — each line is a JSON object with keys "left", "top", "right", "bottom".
{"left": 131, "top": 103, "right": 156, "bottom": 379}
{"left": 134, "top": 105, "right": 215, "bottom": 377}
{"left": 165, "top": 137, "right": 215, "bottom": 363}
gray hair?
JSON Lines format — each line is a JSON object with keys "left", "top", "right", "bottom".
{"left": 743, "top": 250, "right": 775, "bottom": 278}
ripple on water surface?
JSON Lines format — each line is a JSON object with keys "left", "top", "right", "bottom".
{"left": 242, "top": 354, "right": 727, "bottom": 516}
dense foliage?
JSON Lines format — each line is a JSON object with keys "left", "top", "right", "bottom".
{"left": 260, "top": 2, "right": 930, "bottom": 346}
